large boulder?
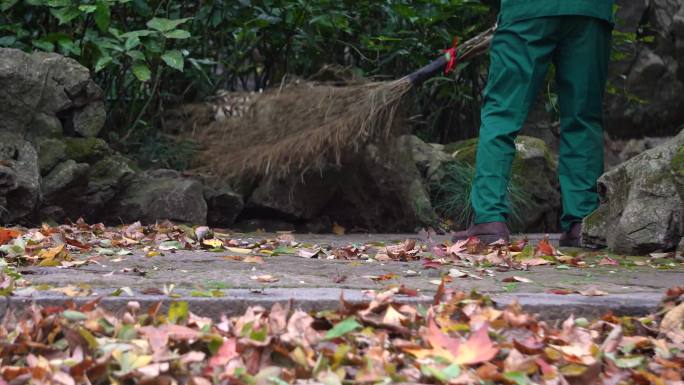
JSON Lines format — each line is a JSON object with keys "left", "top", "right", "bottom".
{"left": 583, "top": 129, "right": 684, "bottom": 253}
{"left": 437, "top": 136, "right": 561, "bottom": 232}
{"left": 321, "top": 136, "right": 439, "bottom": 232}
{"left": 243, "top": 135, "right": 439, "bottom": 232}
{"left": 0, "top": 48, "right": 105, "bottom": 141}
{"left": 0, "top": 137, "right": 41, "bottom": 223}
{"left": 107, "top": 169, "right": 207, "bottom": 225}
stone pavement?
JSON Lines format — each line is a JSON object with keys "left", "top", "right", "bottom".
{"left": 3, "top": 233, "right": 683, "bottom": 321}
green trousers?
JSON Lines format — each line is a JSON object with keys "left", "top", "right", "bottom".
{"left": 471, "top": 16, "right": 612, "bottom": 231}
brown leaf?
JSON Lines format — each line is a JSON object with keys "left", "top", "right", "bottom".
{"left": 598, "top": 256, "right": 619, "bottom": 266}
{"left": 521, "top": 257, "right": 552, "bottom": 266}
{"left": 332, "top": 274, "right": 347, "bottom": 284}
{"left": 661, "top": 302, "right": 684, "bottom": 332}
{"left": 578, "top": 287, "right": 609, "bottom": 297}
{"left": 332, "top": 222, "right": 345, "bottom": 235}
{"left": 502, "top": 276, "right": 533, "bottom": 283}
{"left": 251, "top": 274, "right": 279, "bottom": 283}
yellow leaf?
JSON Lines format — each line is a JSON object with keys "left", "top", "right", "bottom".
{"left": 202, "top": 239, "right": 224, "bottom": 248}
{"left": 38, "top": 244, "right": 65, "bottom": 260}
{"left": 226, "top": 247, "right": 252, "bottom": 254}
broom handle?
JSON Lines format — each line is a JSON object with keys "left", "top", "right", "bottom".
{"left": 405, "top": 25, "right": 496, "bottom": 87}
{"left": 406, "top": 55, "right": 449, "bottom": 86}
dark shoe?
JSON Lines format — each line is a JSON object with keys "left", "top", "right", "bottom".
{"left": 451, "top": 222, "right": 510, "bottom": 244}
{"left": 559, "top": 222, "right": 582, "bottom": 247}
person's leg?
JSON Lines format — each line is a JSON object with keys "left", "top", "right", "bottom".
{"left": 471, "top": 18, "right": 559, "bottom": 227}
{"left": 554, "top": 17, "right": 611, "bottom": 234}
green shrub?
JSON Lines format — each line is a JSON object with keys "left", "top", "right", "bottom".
{"left": 431, "top": 161, "right": 531, "bottom": 231}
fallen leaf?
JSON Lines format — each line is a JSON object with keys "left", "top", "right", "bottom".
{"left": 650, "top": 252, "right": 675, "bottom": 259}
{"left": 332, "top": 274, "right": 347, "bottom": 283}
{"left": 332, "top": 222, "right": 345, "bottom": 235}
{"left": 521, "top": 258, "right": 552, "bottom": 266}
{"left": 226, "top": 247, "right": 252, "bottom": 254}
{"left": 598, "top": 256, "right": 619, "bottom": 266}
{"left": 547, "top": 289, "right": 576, "bottom": 295}
{"left": 202, "top": 238, "right": 224, "bottom": 249}
{"left": 535, "top": 238, "right": 556, "bottom": 256}
{"left": 661, "top": 302, "right": 684, "bottom": 332}
{"left": 502, "top": 276, "right": 533, "bottom": 283}
{"left": 367, "top": 273, "right": 398, "bottom": 282}
{"left": 405, "top": 320, "right": 498, "bottom": 365}
{"left": 578, "top": 287, "right": 609, "bottom": 297}
{"left": 251, "top": 274, "right": 279, "bottom": 283}
{"left": 243, "top": 256, "right": 265, "bottom": 264}
{"left": 325, "top": 317, "right": 361, "bottom": 339}
{"left": 0, "top": 228, "right": 21, "bottom": 245}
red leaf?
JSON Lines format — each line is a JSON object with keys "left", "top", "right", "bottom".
{"left": 535, "top": 238, "right": 556, "bottom": 257}
{"left": 0, "top": 228, "right": 21, "bottom": 245}
{"left": 422, "top": 260, "right": 443, "bottom": 270}
{"left": 397, "top": 285, "right": 418, "bottom": 297}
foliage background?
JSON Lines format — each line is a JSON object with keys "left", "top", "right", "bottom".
{"left": 1, "top": 0, "right": 499, "bottom": 167}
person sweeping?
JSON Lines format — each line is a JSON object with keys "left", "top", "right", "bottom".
{"left": 452, "top": 0, "right": 614, "bottom": 247}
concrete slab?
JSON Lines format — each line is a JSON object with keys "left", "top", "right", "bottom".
{"left": 3, "top": 233, "right": 681, "bottom": 321}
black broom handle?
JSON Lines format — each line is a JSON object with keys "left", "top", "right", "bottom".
{"left": 405, "top": 55, "right": 449, "bottom": 86}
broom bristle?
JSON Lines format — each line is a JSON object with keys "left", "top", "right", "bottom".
{"left": 196, "top": 26, "right": 495, "bottom": 178}
{"left": 198, "top": 78, "right": 413, "bottom": 177}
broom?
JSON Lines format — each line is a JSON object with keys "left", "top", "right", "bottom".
{"left": 199, "top": 25, "right": 495, "bottom": 178}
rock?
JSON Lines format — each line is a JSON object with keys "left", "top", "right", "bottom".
{"left": 64, "top": 137, "right": 112, "bottom": 163}
{"left": 248, "top": 171, "right": 339, "bottom": 221}
{"left": 405, "top": 135, "right": 451, "bottom": 184}
{"left": 321, "top": 136, "right": 439, "bottom": 232}
{"left": 37, "top": 138, "right": 67, "bottom": 174}
{"left": 0, "top": 138, "right": 41, "bottom": 223}
{"left": 583, "top": 129, "right": 684, "bottom": 254}
{"left": 204, "top": 182, "right": 244, "bottom": 227}
{"left": 298, "top": 216, "right": 333, "bottom": 233}
{"left": 244, "top": 136, "right": 439, "bottom": 232}
{"left": 70, "top": 155, "right": 136, "bottom": 221}
{"left": 0, "top": 49, "right": 71, "bottom": 136}
{"left": 42, "top": 160, "right": 90, "bottom": 202}
{"left": 27, "top": 113, "right": 63, "bottom": 140}
{"left": 438, "top": 136, "right": 561, "bottom": 232}
{"left": 233, "top": 218, "right": 296, "bottom": 233}
{"left": 72, "top": 102, "right": 106, "bottom": 138}
{"left": 32, "top": 51, "right": 93, "bottom": 99}
{"left": 107, "top": 169, "right": 207, "bottom": 225}
{"left": 603, "top": 0, "right": 684, "bottom": 137}
{"left": 39, "top": 155, "right": 136, "bottom": 222}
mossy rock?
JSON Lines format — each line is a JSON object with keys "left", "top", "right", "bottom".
{"left": 37, "top": 138, "right": 67, "bottom": 175}
{"left": 583, "top": 129, "right": 684, "bottom": 254}
{"left": 89, "top": 155, "right": 136, "bottom": 188}
{"left": 671, "top": 142, "right": 684, "bottom": 201}
{"left": 443, "top": 138, "right": 479, "bottom": 164}
{"left": 434, "top": 136, "right": 560, "bottom": 232}
{"left": 64, "top": 137, "right": 112, "bottom": 164}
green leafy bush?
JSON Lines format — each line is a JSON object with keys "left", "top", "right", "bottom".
{"left": 0, "top": 0, "right": 496, "bottom": 150}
